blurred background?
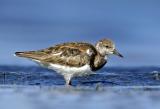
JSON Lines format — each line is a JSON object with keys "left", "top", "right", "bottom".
{"left": 0, "top": 0, "right": 160, "bottom": 66}
{"left": 1, "top": 1, "right": 160, "bottom": 109}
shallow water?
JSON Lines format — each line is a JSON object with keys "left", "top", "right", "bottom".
{"left": 0, "top": 66, "right": 160, "bottom": 86}
{"left": 0, "top": 66, "right": 160, "bottom": 109}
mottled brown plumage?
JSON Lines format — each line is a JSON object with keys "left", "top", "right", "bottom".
{"left": 15, "top": 39, "right": 123, "bottom": 85}
{"left": 16, "top": 42, "right": 106, "bottom": 71}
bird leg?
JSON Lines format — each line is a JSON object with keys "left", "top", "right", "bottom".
{"left": 64, "top": 75, "right": 72, "bottom": 86}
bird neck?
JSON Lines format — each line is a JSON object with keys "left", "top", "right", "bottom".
{"left": 95, "top": 42, "right": 106, "bottom": 57}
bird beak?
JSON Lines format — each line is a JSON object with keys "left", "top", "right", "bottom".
{"left": 113, "top": 49, "right": 123, "bottom": 58}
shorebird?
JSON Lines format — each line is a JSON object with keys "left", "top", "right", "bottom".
{"left": 15, "top": 39, "right": 123, "bottom": 85}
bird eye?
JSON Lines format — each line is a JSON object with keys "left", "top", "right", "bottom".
{"left": 106, "top": 46, "right": 109, "bottom": 48}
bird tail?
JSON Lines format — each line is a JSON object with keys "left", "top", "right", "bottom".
{"left": 15, "top": 50, "right": 46, "bottom": 60}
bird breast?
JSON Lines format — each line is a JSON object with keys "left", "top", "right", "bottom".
{"left": 91, "top": 54, "right": 107, "bottom": 71}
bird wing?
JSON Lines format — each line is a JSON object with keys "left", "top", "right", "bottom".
{"left": 15, "top": 42, "right": 97, "bottom": 67}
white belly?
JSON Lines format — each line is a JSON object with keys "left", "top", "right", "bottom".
{"left": 32, "top": 59, "right": 94, "bottom": 79}
{"left": 47, "top": 64, "right": 93, "bottom": 77}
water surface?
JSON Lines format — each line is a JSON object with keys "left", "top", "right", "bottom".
{"left": 0, "top": 66, "right": 160, "bottom": 109}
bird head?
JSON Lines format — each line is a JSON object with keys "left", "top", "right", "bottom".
{"left": 96, "top": 39, "right": 123, "bottom": 58}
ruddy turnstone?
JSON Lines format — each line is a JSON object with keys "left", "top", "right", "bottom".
{"left": 15, "top": 39, "right": 123, "bottom": 85}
